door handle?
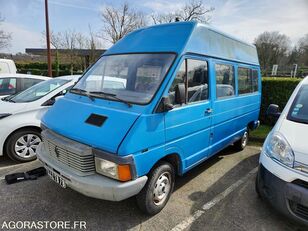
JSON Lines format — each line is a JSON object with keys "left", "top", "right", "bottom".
{"left": 205, "top": 108, "right": 213, "bottom": 115}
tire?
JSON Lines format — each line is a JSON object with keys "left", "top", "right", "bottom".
{"left": 234, "top": 130, "right": 249, "bottom": 151}
{"left": 255, "top": 172, "right": 262, "bottom": 199}
{"left": 6, "top": 129, "right": 42, "bottom": 162}
{"left": 136, "top": 161, "right": 175, "bottom": 215}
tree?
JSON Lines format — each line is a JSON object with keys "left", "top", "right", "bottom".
{"left": 151, "top": 0, "right": 214, "bottom": 24}
{"left": 43, "top": 28, "right": 102, "bottom": 74}
{"left": 298, "top": 34, "right": 308, "bottom": 66}
{"left": 254, "top": 31, "right": 291, "bottom": 74}
{"left": 87, "top": 25, "right": 102, "bottom": 65}
{"left": 0, "top": 13, "right": 11, "bottom": 50}
{"left": 100, "top": 3, "right": 146, "bottom": 44}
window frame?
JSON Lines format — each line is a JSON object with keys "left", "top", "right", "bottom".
{"left": 167, "top": 56, "right": 210, "bottom": 108}
{"left": 214, "top": 62, "right": 236, "bottom": 100}
{"left": 237, "top": 65, "right": 260, "bottom": 95}
{"left": 0, "top": 77, "right": 17, "bottom": 95}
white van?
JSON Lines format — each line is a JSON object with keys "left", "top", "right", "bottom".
{"left": 256, "top": 76, "right": 308, "bottom": 226}
{"left": 0, "top": 59, "right": 17, "bottom": 74}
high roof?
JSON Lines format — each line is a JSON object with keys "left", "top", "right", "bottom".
{"left": 105, "top": 21, "right": 259, "bottom": 65}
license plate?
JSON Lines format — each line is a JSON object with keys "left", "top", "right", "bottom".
{"left": 46, "top": 167, "right": 67, "bottom": 188}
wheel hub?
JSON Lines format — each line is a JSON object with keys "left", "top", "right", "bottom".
{"left": 153, "top": 172, "right": 171, "bottom": 205}
{"left": 15, "top": 134, "right": 41, "bottom": 158}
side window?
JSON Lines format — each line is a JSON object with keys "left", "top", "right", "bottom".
{"left": 20, "top": 78, "right": 43, "bottom": 91}
{"left": 251, "top": 69, "right": 259, "bottom": 92}
{"left": 168, "top": 59, "right": 208, "bottom": 105}
{"left": 238, "top": 67, "right": 251, "bottom": 94}
{"left": 215, "top": 64, "right": 235, "bottom": 98}
{"left": 168, "top": 61, "right": 185, "bottom": 105}
{"left": 187, "top": 59, "right": 208, "bottom": 103}
{"left": 0, "top": 78, "right": 17, "bottom": 95}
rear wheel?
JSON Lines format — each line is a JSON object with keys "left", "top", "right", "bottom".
{"left": 136, "top": 161, "right": 175, "bottom": 215}
{"left": 6, "top": 129, "right": 41, "bottom": 162}
{"left": 234, "top": 130, "right": 249, "bottom": 151}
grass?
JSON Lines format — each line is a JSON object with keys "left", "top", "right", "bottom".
{"left": 249, "top": 125, "right": 272, "bottom": 146}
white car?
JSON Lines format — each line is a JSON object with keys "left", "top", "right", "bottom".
{"left": 0, "top": 73, "right": 50, "bottom": 98}
{"left": 0, "top": 75, "right": 80, "bottom": 162}
{"left": 256, "top": 76, "right": 308, "bottom": 226}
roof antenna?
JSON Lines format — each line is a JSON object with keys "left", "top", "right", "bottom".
{"left": 175, "top": 17, "right": 180, "bottom": 22}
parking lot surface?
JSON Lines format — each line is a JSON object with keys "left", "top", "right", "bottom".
{"left": 0, "top": 146, "right": 305, "bottom": 231}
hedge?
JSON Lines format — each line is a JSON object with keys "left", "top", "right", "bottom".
{"left": 260, "top": 77, "right": 301, "bottom": 124}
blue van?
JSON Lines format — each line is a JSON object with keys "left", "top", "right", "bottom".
{"left": 37, "top": 21, "right": 261, "bottom": 214}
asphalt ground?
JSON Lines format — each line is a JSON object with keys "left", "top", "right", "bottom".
{"left": 0, "top": 145, "right": 305, "bottom": 231}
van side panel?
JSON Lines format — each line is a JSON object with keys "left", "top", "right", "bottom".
{"left": 210, "top": 61, "right": 261, "bottom": 155}
{"left": 118, "top": 114, "right": 170, "bottom": 176}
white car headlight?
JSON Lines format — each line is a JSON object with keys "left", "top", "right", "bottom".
{"left": 95, "top": 157, "right": 132, "bottom": 181}
{"left": 264, "top": 132, "right": 294, "bottom": 167}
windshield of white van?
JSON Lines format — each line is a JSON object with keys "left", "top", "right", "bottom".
{"left": 8, "top": 78, "right": 69, "bottom": 103}
{"left": 72, "top": 53, "right": 176, "bottom": 104}
{"left": 287, "top": 85, "right": 308, "bottom": 124}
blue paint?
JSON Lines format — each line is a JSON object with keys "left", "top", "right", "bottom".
{"left": 42, "top": 22, "right": 261, "bottom": 178}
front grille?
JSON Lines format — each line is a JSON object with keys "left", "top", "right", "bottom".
{"left": 289, "top": 200, "right": 308, "bottom": 221}
{"left": 42, "top": 135, "right": 95, "bottom": 175}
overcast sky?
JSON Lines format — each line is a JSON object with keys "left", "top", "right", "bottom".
{"left": 0, "top": 0, "right": 307, "bottom": 54}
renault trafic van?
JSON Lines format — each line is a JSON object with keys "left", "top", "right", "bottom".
{"left": 37, "top": 22, "right": 261, "bottom": 215}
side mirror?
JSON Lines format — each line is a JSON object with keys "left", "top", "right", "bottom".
{"left": 156, "top": 97, "right": 174, "bottom": 113}
{"left": 266, "top": 104, "right": 281, "bottom": 119}
{"left": 175, "top": 83, "right": 185, "bottom": 105}
{"left": 41, "top": 98, "right": 55, "bottom": 106}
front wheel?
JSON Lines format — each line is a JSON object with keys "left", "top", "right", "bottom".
{"left": 6, "top": 129, "right": 42, "bottom": 162}
{"left": 136, "top": 161, "right": 175, "bottom": 215}
{"left": 234, "top": 130, "right": 249, "bottom": 151}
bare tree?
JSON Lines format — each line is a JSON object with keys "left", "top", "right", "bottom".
{"left": 50, "top": 31, "right": 62, "bottom": 50}
{"left": 87, "top": 25, "right": 102, "bottom": 65}
{"left": 254, "top": 31, "right": 291, "bottom": 74}
{"left": 0, "top": 13, "right": 12, "bottom": 50}
{"left": 100, "top": 3, "right": 146, "bottom": 44}
{"left": 298, "top": 34, "right": 308, "bottom": 66}
{"left": 152, "top": 0, "right": 214, "bottom": 24}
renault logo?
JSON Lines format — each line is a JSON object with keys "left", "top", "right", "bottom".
{"left": 54, "top": 146, "right": 60, "bottom": 158}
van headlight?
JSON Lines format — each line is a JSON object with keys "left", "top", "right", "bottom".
{"left": 95, "top": 157, "right": 132, "bottom": 182}
{"left": 264, "top": 132, "right": 294, "bottom": 167}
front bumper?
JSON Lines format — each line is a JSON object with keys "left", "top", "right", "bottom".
{"left": 37, "top": 144, "right": 148, "bottom": 201}
{"left": 257, "top": 163, "right": 308, "bottom": 226}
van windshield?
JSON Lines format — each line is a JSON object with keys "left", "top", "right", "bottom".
{"left": 72, "top": 53, "right": 176, "bottom": 104}
{"left": 287, "top": 85, "right": 308, "bottom": 124}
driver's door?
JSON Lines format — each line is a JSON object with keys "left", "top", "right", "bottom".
{"left": 164, "top": 57, "right": 212, "bottom": 171}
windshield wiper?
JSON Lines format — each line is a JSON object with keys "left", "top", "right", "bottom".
{"left": 89, "top": 91, "right": 132, "bottom": 107}
{"left": 70, "top": 88, "right": 95, "bottom": 101}
{"left": 1, "top": 97, "right": 15, "bottom": 103}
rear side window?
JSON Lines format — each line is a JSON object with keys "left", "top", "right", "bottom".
{"left": 251, "top": 70, "right": 259, "bottom": 92}
{"left": 20, "top": 78, "right": 43, "bottom": 91}
{"left": 215, "top": 64, "right": 235, "bottom": 98}
{"left": 0, "top": 78, "right": 17, "bottom": 95}
{"left": 238, "top": 67, "right": 259, "bottom": 94}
